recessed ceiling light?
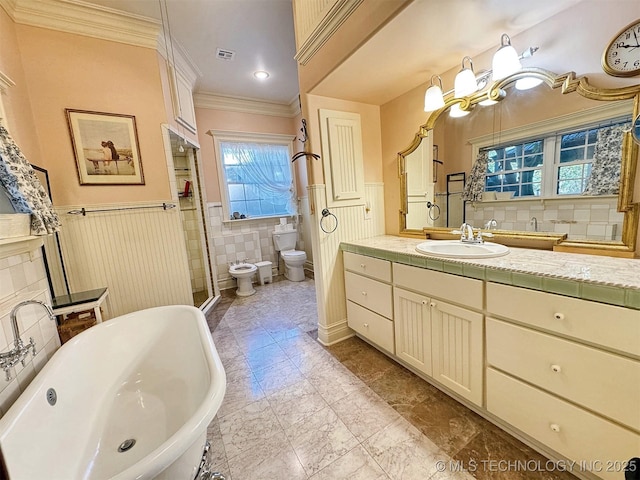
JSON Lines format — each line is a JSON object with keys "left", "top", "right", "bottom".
{"left": 254, "top": 71, "right": 269, "bottom": 80}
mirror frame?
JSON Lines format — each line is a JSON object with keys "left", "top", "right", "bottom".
{"left": 399, "top": 68, "right": 640, "bottom": 257}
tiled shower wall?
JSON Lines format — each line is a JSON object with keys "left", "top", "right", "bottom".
{"left": 207, "top": 199, "right": 310, "bottom": 285}
{"left": 0, "top": 249, "right": 60, "bottom": 417}
{"left": 180, "top": 207, "right": 206, "bottom": 293}
{"left": 466, "top": 196, "right": 623, "bottom": 241}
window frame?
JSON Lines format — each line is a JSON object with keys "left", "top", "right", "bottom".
{"left": 211, "top": 131, "right": 297, "bottom": 222}
{"left": 469, "top": 101, "right": 633, "bottom": 200}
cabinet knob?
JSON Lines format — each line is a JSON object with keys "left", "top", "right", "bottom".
{"left": 550, "top": 423, "right": 561, "bottom": 433}
{"left": 361, "top": 291, "right": 367, "bottom": 296}
{"left": 551, "top": 364, "right": 562, "bottom": 373}
{"left": 360, "top": 263, "right": 366, "bottom": 268}
{"left": 554, "top": 312, "right": 565, "bottom": 321}
{"left": 429, "top": 302, "right": 436, "bottom": 308}
{"left": 363, "top": 323, "right": 369, "bottom": 328}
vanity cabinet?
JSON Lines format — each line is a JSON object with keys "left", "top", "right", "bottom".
{"left": 393, "top": 263, "right": 484, "bottom": 406}
{"left": 343, "top": 252, "right": 394, "bottom": 354}
{"left": 485, "top": 282, "right": 640, "bottom": 480}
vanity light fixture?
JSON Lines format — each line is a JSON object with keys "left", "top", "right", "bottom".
{"left": 454, "top": 57, "right": 478, "bottom": 98}
{"left": 492, "top": 33, "right": 522, "bottom": 80}
{"left": 424, "top": 75, "right": 446, "bottom": 112}
{"left": 423, "top": 35, "right": 537, "bottom": 113}
{"left": 254, "top": 70, "right": 270, "bottom": 80}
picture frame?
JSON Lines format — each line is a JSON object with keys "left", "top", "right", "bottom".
{"left": 66, "top": 109, "right": 145, "bottom": 185}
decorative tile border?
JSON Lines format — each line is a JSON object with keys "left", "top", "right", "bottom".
{"left": 340, "top": 242, "right": 640, "bottom": 310}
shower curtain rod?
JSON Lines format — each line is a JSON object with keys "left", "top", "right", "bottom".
{"left": 67, "top": 203, "right": 176, "bottom": 216}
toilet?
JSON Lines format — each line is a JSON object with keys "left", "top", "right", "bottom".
{"left": 272, "top": 230, "right": 307, "bottom": 282}
{"left": 228, "top": 263, "right": 257, "bottom": 296}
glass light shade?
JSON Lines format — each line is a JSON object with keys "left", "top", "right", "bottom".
{"left": 492, "top": 44, "right": 521, "bottom": 80}
{"left": 449, "top": 104, "right": 470, "bottom": 118}
{"left": 515, "top": 77, "right": 543, "bottom": 90}
{"left": 454, "top": 68, "right": 478, "bottom": 98}
{"left": 424, "top": 85, "right": 445, "bottom": 112}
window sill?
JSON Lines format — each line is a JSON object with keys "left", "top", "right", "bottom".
{"left": 222, "top": 214, "right": 292, "bottom": 225}
{"left": 480, "top": 194, "right": 618, "bottom": 204}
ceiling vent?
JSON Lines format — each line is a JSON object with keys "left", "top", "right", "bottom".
{"left": 216, "top": 48, "right": 236, "bottom": 61}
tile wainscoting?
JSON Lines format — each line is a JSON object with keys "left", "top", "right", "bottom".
{"left": 0, "top": 248, "right": 59, "bottom": 417}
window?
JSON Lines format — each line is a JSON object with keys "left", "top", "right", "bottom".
{"left": 213, "top": 133, "right": 296, "bottom": 220}
{"left": 482, "top": 119, "right": 629, "bottom": 198}
{"left": 484, "top": 140, "right": 544, "bottom": 197}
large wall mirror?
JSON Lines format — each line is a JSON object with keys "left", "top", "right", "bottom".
{"left": 399, "top": 68, "right": 640, "bottom": 257}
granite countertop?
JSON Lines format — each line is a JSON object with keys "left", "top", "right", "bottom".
{"left": 340, "top": 235, "right": 640, "bottom": 310}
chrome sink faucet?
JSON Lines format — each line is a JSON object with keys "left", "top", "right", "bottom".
{"left": 484, "top": 218, "right": 498, "bottom": 230}
{"left": 0, "top": 300, "right": 55, "bottom": 381}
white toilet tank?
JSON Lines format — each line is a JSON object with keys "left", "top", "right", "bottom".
{"left": 272, "top": 230, "right": 297, "bottom": 251}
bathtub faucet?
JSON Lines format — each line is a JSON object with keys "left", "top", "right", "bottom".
{"left": 0, "top": 300, "right": 55, "bottom": 381}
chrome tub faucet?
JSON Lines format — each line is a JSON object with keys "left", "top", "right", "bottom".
{"left": 0, "top": 300, "right": 55, "bottom": 381}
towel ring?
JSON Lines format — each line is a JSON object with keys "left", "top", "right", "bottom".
{"left": 426, "top": 201, "right": 441, "bottom": 221}
{"left": 320, "top": 208, "right": 338, "bottom": 234}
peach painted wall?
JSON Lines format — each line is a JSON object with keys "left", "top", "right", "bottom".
{"left": 380, "top": 1, "right": 640, "bottom": 237}
{"left": 15, "top": 25, "right": 171, "bottom": 206}
{"left": 194, "top": 107, "right": 297, "bottom": 202}
{"left": 0, "top": 8, "right": 42, "bottom": 165}
{"left": 303, "top": 94, "right": 383, "bottom": 187}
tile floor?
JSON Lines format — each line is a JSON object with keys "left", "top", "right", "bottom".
{"left": 204, "top": 279, "right": 578, "bottom": 480}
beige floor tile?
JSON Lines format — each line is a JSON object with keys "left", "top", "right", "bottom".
{"left": 267, "top": 378, "right": 328, "bottom": 429}
{"left": 331, "top": 386, "right": 402, "bottom": 442}
{"left": 285, "top": 405, "right": 359, "bottom": 476}
{"left": 217, "top": 370, "right": 265, "bottom": 418}
{"left": 218, "top": 397, "right": 283, "bottom": 460}
{"left": 363, "top": 416, "right": 450, "bottom": 480}
{"left": 227, "top": 433, "right": 306, "bottom": 480}
{"left": 309, "top": 445, "right": 389, "bottom": 480}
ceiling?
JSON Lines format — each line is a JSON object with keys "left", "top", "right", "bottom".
{"left": 311, "top": 0, "right": 583, "bottom": 105}
{"left": 83, "top": 0, "right": 300, "bottom": 105}
{"left": 78, "top": 0, "right": 595, "bottom": 108}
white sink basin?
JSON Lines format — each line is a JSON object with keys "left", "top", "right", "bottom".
{"left": 416, "top": 240, "right": 509, "bottom": 258}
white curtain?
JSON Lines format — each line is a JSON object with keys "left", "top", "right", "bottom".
{"left": 0, "top": 125, "right": 60, "bottom": 235}
{"left": 221, "top": 142, "right": 295, "bottom": 214}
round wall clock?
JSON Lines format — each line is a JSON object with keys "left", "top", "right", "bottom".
{"left": 602, "top": 19, "right": 640, "bottom": 77}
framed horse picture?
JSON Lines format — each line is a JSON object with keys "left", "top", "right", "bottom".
{"left": 66, "top": 109, "right": 145, "bottom": 185}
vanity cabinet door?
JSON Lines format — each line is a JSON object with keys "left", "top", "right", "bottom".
{"left": 431, "top": 300, "right": 484, "bottom": 407}
{"left": 393, "top": 287, "right": 432, "bottom": 375}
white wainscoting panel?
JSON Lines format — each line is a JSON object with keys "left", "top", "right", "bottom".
{"left": 55, "top": 203, "right": 192, "bottom": 318}
{"left": 309, "top": 182, "right": 384, "bottom": 345}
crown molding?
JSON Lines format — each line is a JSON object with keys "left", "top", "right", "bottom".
{"left": 157, "top": 30, "right": 201, "bottom": 85}
{"left": 294, "top": 0, "right": 363, "bottom": 66}
{"left": 5, "top": 0, "right": 160, "bottom": 49}
{"left": 194, "top": 93, "right": 301, "bottom": 118}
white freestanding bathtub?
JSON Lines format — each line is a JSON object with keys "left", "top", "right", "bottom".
{"left": 0, "top": 305, "right": 226, "bottom": 480}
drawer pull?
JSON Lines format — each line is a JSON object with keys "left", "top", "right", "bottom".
{"left": 361, "top": 291, "right": 367, "bottom": 296}
{"left": 363, "top": 323, "right": 369, "bottom": 328}
{"left": 550, "top": 364, "right": 562, "bottom": 373}
{"left": 553, "top": 312, "right": 565, "bottom": 321}
{"left": 550, "top": 423, "right": 561, "bottom": 433}
{"left": 429, "top": 302, "right": 437, "bottom": 308}
{"left": 360, "top": 263, "right": 366, "bottom": 268}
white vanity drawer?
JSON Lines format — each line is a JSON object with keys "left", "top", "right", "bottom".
{"left": 487, "top": 368, "right": 640, "bottom": 480}
{"left": 347, "top": 300, "right": 394, "bottom": 354}
{"left": 343, "top": 252, "right": 391, "bottom": 283}
{"left": 487, "top": 318, "right": 640, "bottom": 431}
{"left": 393, "top": 263, "right": 482, "bottom": 310}
{"left": 345, "top": 271, "right": 393, "bottom": 319}
{"left": 486, "top": 282, "right": 640, "bottom": 357}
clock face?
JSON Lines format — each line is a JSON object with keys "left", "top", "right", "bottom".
{"left": 602, "top": 20, "right": 640, "bottom": 77}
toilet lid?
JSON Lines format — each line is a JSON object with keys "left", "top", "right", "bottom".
{"left": 281, "top": 250, "right": 305, "bottom": 259}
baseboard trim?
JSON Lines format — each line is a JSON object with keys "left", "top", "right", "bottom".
{"left": 317, "top": 319, "right": 354, "bottom": 346}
